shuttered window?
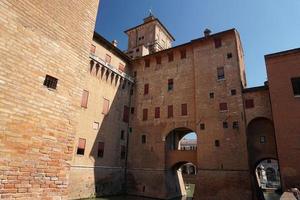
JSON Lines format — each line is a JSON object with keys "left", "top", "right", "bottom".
{"left": 245, "top": 99, "right": 254, "bottom": 109}
{"left": 144, "top": 84, "right": 149, "bottom": 95}
{"left": 121, "top": 145, "right": 126, "bottom": 159}
{"left": 97, "top": 142, "right": 104, "bottom": 158}
{"left": 168, "top": 52, "right": 174, "bottom": 62}
{"left": 155, "top": 107, "right": 160, "bottom": 118}
{"left": 102, "top": 98, "right": 110, "bottom": 115}
{"left": 180, "top": 49, "right": 186, "bottom": 59}
{"left": 81, "top": 90, "right": 89, "bottom": 108}
{"left": 142, "top": 109, "right": 148, "bottom": 121}
{"left": 123, "top": 105, "right": 129, "bottom": 123}
{"left": 168, "top": 105, "right": 173, "bottom": 118}
{"left": 219, "top": 103, "right": 228, "bottom": 111}
{"left": 214, "top": 38, "right": 222, "bottom": 48}
{"left": 156, "top": 56, "right": 161, "bottom": 65}
{"left": 119, "top": 63, "right": 125, "bottom": 72}
{"left": 105, "top": 54, "right": 111, "bottom": 63}
{"left": 77, "top": 138, "right": 86, "bottom": 155}
{"left": 145, "top": 59, "right": 150, "bottom": 68}
{"left": 181, "top": 104, "right": 188, "bottom": 116}
{"left": 90, "top": 44, "right": 96, "bottom": 54}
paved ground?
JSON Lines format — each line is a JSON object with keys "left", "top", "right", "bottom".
{"left": 264, "top": 192, "right": 281, "bottom": 200}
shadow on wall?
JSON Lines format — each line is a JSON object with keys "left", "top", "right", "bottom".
{"left": 86, "top": 61, "right": 132, "bottom": 197}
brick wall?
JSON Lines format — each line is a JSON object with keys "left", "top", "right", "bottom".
{"left": 0, "top": 0, "right": 99, "bottom": 199}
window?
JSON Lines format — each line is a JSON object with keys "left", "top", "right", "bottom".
{"left": 93, "top": 122, "right": 99, "bottom": 130}
{"left": 223, "top": 121, "right": 228, "bottom": 128}
{"left": 80, "top": 90, "right": 89, "bottom": 108}
{"left": 168, "top": 52, "right": 174, "bottom": 62}
{"left": 131, "top": 107, "right": 135, "bottom": 114}
{"left": 200, "top": 123, "right": 205, "bottom": 130}
{"left": 121, "top": 145, "right": 126, "bottom": 159}
{"left": 219, "top": 103, "right": 228, "bottom": 111}
{"left": 168, "top": 105, "right": 173, "bottom": 118}
{"left": 231, "top": 89, "right": 236, "bottom": 96}
{"left": 102, "top": 98, "right": 110, "bottom": 115}
{"left": 209, "top": 92, "right": 214, "bottom": 99}
{"left": 232, "top": 121, "right": 239, "bottom": 129}
{"left": 215, "top": 140, "right": 220, "bottom": 147}
{"left": 245, "top": 99, "right": 254, "bottom": 109}
{"left": 181, "top": 104, "right": 188, "bottom": 116}
{"left": 214, "top": 38, "right": 222, "bottom": 48}
{"left": 142, "top": 109, "right": 148, "bottom": 121}
{"left": 227, "top": 53, "right": 232, "bottom": 59}
{"left": 144, "top": 84, "right": 149, "bottom": 95}
{"left": 180, "top": 49, "right": 186, "bottom": 59}
{"left": 121, "top": 130, "right": 125, "bottom": 140}
{"left": 156, "top": 56, "right": 161, "bottom": 65}
{"left": 133, "top": 71, "right": 137, "bottom": 77}
{"left": 260, "top": 136, "right": 266, "bottom": 144}
{"left": 130, "top": 89, "right": 133, "bottom": 96}
{"left": 291, "top": 77, "right": 300, "bottom": 96}
{"left": 123, "top": 106, "right": 129, "bottom": 123}
{"left": 97, "top": 142, "right": 104, "bottom": 158}
{"left": 118, "top": 63, "right": 125, "bottom": 72}
{"left": 168, "top": 79, "right": 174, "bottom": 91}
{"left": 155, "top": 107, "right": 160, "bottom": 118}
{"left": 142, "top": 135, "right": 146, "bottom": 144}
{"left": 105, "top": 54, "right": 111, "bottom": 63}
{"left": 217, "top": 67, "right": 225, "bottom": 80}
{"left": 43, "top": 75, "right": 58, "bottom": 89}
{"left": 77, "top": 138, "right": 86, "bottom": 155}
{"left": 145, "top": 59, "right": 150, "bottom": 68}
{"left": 90, "top": 44, "right": 96, "bottom": 54}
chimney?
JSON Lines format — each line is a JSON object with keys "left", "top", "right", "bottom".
{"left": 112, "top": 40, "right": 118, "bottom": 47}
{"left": 204, "top": 28, "right": 212, "bottom": 37}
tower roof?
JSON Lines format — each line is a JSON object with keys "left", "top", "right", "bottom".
{"left": 124, "top": 16, "right": 175, "bottom": 41}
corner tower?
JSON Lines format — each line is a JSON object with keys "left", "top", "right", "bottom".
{"left": 125, "top": 14, "right": 175, "bottom": 58}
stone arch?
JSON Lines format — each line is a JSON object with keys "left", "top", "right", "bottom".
{"left": 165, "top": 127, "right": 197, "bottom": 151}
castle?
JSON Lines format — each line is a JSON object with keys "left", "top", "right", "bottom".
{"left": 0, "top": 1, "right": 299, "bottom": 200}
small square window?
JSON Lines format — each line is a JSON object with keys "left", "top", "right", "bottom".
{"left": 223, "top": 122, "right": 228, "bottom": 128}
{"left": 93, "top": 122, "right": 99, "bottom": 130}
{"left": 43, "top": 75, "right": 58, "bottom": 89}
{"left": 291, "top": 77, "right": 300, "bottom": 96}
{"left": 200, "top": 123, "right": 205, "bottom": 130}
{"left": 209, "top": 92, "right": 214, "bottom": 99}
{"left": 219, "top": 103, "right": 228, "bottom": 111}
{"left": 215, "top": 140, "right": 220, "bottom": 147}
{"left": 142, "top": 135, "right": 146, "bottom": 144}
{"left": 245, "top": 99, "right": 254, "bottom": 109}
{"left": 231, "top": 89, "right": 236, "bottom": 96}
{"left": 227, "top": 53, "right": 232, "bottom": 59}
{"left": 232, "top": 121, "right": 239, "bottom": 129}
{"left": 260, "top": 136, "right": 266, "bottom": 144}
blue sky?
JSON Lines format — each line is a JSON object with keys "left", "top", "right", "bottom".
{"left": 95, "top": 0, "right": 300, "bottom": 87}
